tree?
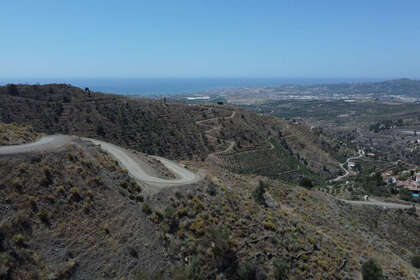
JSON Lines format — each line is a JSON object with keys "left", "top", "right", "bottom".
{"left": 96, "top": 124, "right": 105, "bottom": 136}
{"left": 206, "top": 182, "right": 217, "bottom": 196}
{"left": 399, "top": 188, "right": 412, "bottom": 202}
{"left": 411, "top": 255, "right": 420, "bottom": 269}
{"left": 273, "top": 258, "right": 289, "bottom": 280}
{"left": 253, "top": 181, "right": 267, "bottom": 206}
{"left": 238, "top": 259, "right": 258, "bottom": 280}
{"left": 374, "top": 172, "right": 384, "bottom": 186}
{"left": 362, "top": 259, "right": 384, "bottom": 280}
{"left": 355, "top": 162, "right": 362, "bottom": 172}
{"left": 7, "top": 84, "right": 19, "bottom": 96}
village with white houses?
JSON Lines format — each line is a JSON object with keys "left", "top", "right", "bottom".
{"left": 338, "top": 146, "right": 420, "bottom": 202}
{"left": 381, "top": 168, "right": 420, "bottom": 199}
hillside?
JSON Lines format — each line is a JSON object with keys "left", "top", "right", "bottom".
{"left": 0, "top": 84, "right": 341, "bottom": 183}
{"left": 0, "top": 135, "right": 168, "bottom": 279}
{"left": 0, "top": 122, "right": 42, "bottom": 145}
{"left": 0, "top": 125, "right": 419, "bottom": 279}
{"left": 0, "top": 84, "right": 213, "bottom": 159}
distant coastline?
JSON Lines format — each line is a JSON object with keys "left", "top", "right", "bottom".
{"left": 0, "top": 77, "right": 384, "bottom": 96}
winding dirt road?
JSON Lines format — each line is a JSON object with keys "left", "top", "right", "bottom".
{"left": 0, "top": 135, "right": 201, "bottom": 188}
{"left": 85, "top": 138, "right": 201, "bottom": 187}
{"left": 332, "top": 152, "right": 364, "bottom": 182}
{"left": 197, "top": 110, "right": 237, "bottom": 152}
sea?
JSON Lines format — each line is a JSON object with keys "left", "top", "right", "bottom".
{"left": 0, "top": 77, "right": 381, "bottom": 96}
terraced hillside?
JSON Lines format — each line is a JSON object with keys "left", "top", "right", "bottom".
{"left": 226, "top": 139, "right": 322, "bottom": 184}
{"left": 0, "top": 84, "right": 225, "bottom": 159}
{"left": 274, "top": 121, "right": 347, "bottom": 176}
{"left": 0, "top": 84, "right": 341, "bottom": 183}
{"left": 197, "top": 107, "right": 341, "bottom": 182}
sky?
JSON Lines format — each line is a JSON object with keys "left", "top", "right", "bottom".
{"left": 1, "top": 0, "right": 420, "bottom": 79}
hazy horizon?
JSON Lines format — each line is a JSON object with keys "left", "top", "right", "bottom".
{"left": 0, "top": 77, "right": 399, "bottom": 95}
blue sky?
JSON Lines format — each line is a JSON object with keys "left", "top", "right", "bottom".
{"left": 1, "top": 0, "right": 419, "bottom": 79}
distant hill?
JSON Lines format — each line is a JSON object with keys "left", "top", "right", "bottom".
{"left": 291, "top": 78, "right": 420, "bottom": 98}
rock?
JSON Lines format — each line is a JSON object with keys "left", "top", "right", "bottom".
{"left": 263, "top": 191, "right": 278, "bottom": 208}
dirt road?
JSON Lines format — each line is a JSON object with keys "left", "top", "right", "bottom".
{"left": 85, "top": 138, "right": 201, "bottom": 188}
{"left": 340, "top": 198, "right": 418, "bottom": 210}
{"left": 0, "top": 135, "right": 201, "bottom": 189}
{"left": 0, "top": 135, "right": 71, "bottom": 154}
{"left": 332, "top": 152, "right": 364, "bottom": 182}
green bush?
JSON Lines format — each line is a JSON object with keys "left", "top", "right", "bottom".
{"left": 12, "top": 234, "right": 25, "bottom": 247}
{"left": 299, "top": 177, "right": 313, "bottom": 189}
{"left": 407, "top": 205, "right": 417, "bottom": 216}
{"left": 184, "top": 256, "right": 201, "bottom": 280}
{"left": 399, "top": 188, "right": 412, "bottom": 202}
{"left": 38, "top": 210, "right": 49, "bottom": 224}
{"left": 207, "top": 226, "right": 238, "bottom": 276}
{"left": 142, "top": 203, "right": 152, "bottom": 215}
{"left": 238, "top": 259, "right": 257, "bottom": 280}
{"left": 96, "top": 124, "right": 105, "bottom": 136}
{"left": 175, "top": 191, "right": 183, "bottom": 199}
{"left": 273, "top": 258, "right": 289, "bottom": 280}
{"left": 70, "top": 187, "right": 82, "bottom": 202}
{"left": 163, "top": 206, "right": 178, "bottom": 233}
{"left": 164, "top": 206, "right": 176, "bottom": 219}
{"left": 362, "top": 259, "right": 384, "bottom": 280}
{"left": 43, "top": 165, "right": 52, "bottom": 180}
{"left": 411, "top": 255, "right": 420, "bottom": 269}
{"left": 120, "top": 180, "right": 129, "bottom": 189}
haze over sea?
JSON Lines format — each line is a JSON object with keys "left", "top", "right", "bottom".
{"left": 0, "top": 77, "right": 382, "bottom": 96}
